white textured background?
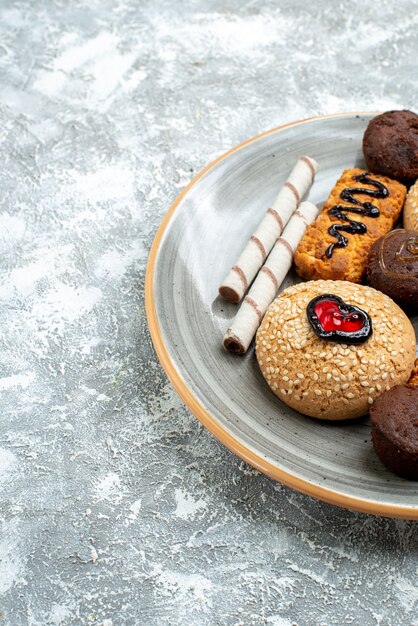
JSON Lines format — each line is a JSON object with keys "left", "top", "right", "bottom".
{"left": 1, "top": 1, "right": 418, "bottom": 625}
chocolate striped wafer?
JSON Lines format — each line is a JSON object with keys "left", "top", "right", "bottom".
{"left": 223, "top": 201, "right": 319, "bottom": 353}
{"left": 219, "top": 156, "right": 318, "bottom": 303}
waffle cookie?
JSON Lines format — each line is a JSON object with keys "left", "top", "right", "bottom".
{"left": 294, "top": 169, "right": 406, "bottom": 283}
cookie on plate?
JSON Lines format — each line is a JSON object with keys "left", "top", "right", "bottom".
{"left": 255, "top": 280, "right": 416, "bottom": 420}
{"left": 366, "top": 229, "right": 418, "bottom": 311}
{"left": 409, "top": 359, "right": 418, "bottom": 386}
{"left": 404, "top": 178, "right": 418, "bottom": 232}
{"left": 363, "top": 110, "right": 418, "bottom": 182}
{"left": 294, "top": 169, "right": 406, "bottom": 283}
{"left": 370, "top": 384, "right": 418, "bottom": 480}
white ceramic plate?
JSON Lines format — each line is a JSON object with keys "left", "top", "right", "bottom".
{"left": 146, "top": 113, "right": 418, "bottom": 519}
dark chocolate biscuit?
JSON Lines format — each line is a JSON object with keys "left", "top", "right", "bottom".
{"left": 363, "top": 110, "right": 418, "bottom": 182}
{"left": 370, "top": 384, "right": 418, "bottom": 480}
{"left": 366, "top": 229, "right": 418, "bottom": 311}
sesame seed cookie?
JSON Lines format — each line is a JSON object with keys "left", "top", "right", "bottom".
{"left": 404, "top": 179, "right": 418, "bottom": 232}
{"left": 255, "top": 280, "right": 416, "bottom": 420}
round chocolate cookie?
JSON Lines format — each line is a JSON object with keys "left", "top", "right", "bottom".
{"left": 370, "top": 384, "right": 418, "bottom": 480}
{"left": 366, "top": 229, "right": 418, "bottom": 311}
{"left": 363, "top": 110, "right": 418, "bottom": 182}
{"left": 255, "top": 280, "right": 416, "bottom": 420}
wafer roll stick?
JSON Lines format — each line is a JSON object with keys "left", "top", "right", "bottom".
{"left": 223, "top": 201, "right": 319, "bottom": 354}
{"left": 219, "top": 156, "right": 318, "bottom": 303}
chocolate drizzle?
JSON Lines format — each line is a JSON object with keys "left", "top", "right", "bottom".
{"left": 325, "top": 172, "right": 389, "bottom": 258}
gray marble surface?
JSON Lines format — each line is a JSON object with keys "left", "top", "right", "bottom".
{"left": 1, "top": 1, "right": 417, "bottom": 624}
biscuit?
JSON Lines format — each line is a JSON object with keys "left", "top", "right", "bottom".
{"left": 363, "top": 110, "right": 418, "bottom": 182}
{"left": 370, "top": 384, "right": 418, "bottom": 480}
{"left": 409, "top": 359, "right": 418, "bottom": 386}
{"left": 366, "top": 229, "right": 418, "bottom": 311}
{"left": 294, "top": 169, "right": 406, "bottom": 283}
{"left": 404, "top": 178, "right": 418, "bottom": 232}
{"left": 255, "top": 280, "right": 416, "bottom": 420}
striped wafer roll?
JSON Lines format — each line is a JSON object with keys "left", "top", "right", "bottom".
{"left": 223, "top": 201, "right": 319, "bottom": 354}
{"left": 219, "top": 156, "right": 318, "bottom": 303}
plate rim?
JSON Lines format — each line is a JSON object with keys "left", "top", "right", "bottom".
{"left": 145, "top": 111, "right": 418, "bottom": 520}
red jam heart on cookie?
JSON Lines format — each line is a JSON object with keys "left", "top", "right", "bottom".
{"left": 307, "top": 294, "right": 372, "bottom": 344}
